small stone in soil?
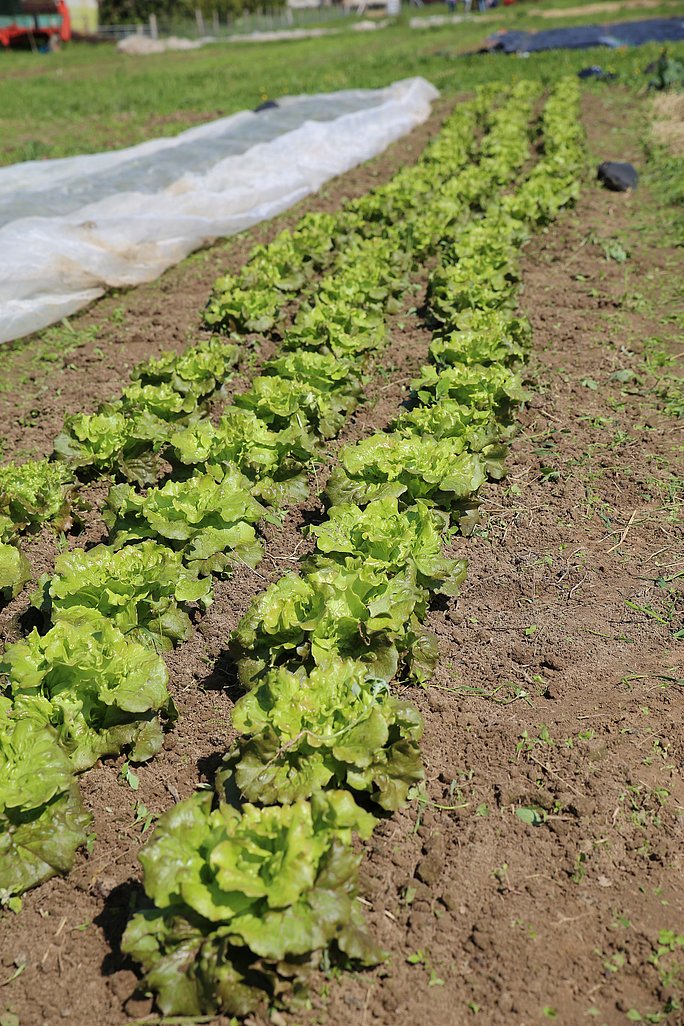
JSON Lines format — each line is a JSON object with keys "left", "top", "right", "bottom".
{"left": 124, "top": 993, "right": 154, "bottom": 1018}
{"left": 440, "top": 887, "right": 459, "bottom": 911}
{"left": 543, "top": 653, "right": 565, "bottom": 671}
{"left": 415, "top": 854, "right": 443, "bottom": 887}
{"left": 427, "top": 689, "right": 449, "bottom": 712}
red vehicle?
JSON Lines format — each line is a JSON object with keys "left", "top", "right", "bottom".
{"left": 0, "top": 0, "right": 70, "bottom": 49}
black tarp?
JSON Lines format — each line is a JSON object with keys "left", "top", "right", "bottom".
{"left": 485, "top": 17, "right": 684, "bottom": 55}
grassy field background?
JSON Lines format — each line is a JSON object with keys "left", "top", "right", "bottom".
{"left": 1, "top": 0, "right": 683, "bottom": 165}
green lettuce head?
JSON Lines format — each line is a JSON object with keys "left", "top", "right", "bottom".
{"left": 122, "top": 790, "right": 381, "bottom": 1017}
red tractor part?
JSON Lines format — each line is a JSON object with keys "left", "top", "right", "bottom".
{"left": 0, "top": 0, "right": 70, "bottom": 49}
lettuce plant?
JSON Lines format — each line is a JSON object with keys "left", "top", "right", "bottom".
{"left": 427, "top": 263, "right": 518, "bottom": 325}
{"left": 204, "top": 284, "right": 281, "bottom": 333}
{"left": 169, "top": 410, "right": 316, "bottom": 506}
{"left": 132, "top": 339, "right": 239, "bottom": 397}
{"left": 393, "top": 402, "right": 508, "bottom": 481}
{"left": 53, "top": 338, "right": 239, "bottom": 485}
{"left": 263, "top": 351, "right": 363, "bottom": 395}
{"left": 235, "top": 375, "right": 359, "bottom": 440}
{"left": 0, "top": 458, "right": 74, "bottom": 540}
{"left": 120, "top": 381, "right": 203, "bottom": 420}
{"left": 54, "top": 406, "right": 168, "bottom": 484}
{"left": 0, "top": 697, "right": 91, "bottom": 896}
{"left": 0, "top": 607, "right": 177, "bottom": 771}
{"left": 229, "top": 657, "right": 424, "bottom": 809}
{"left": 231, "top": 564, "right": 433, "bottom": 688}
{"left": 309, "top": 498, "right": 466, "bottom": 596}
{"left": 33, "top": 540, "right": 213, "bottom": 650}
{"left": 122, "top": 789, "right": 380, "bottom": 1017}
{"left": 287, "top": 304, "right": 386, "bottom": 358}
{"left": 411, "top": 362, "right": 527, "bottom": 411}
{"left": 393, "top": 397, "right": 497, "bottom": 442}
{"left": 326, "top": 433, "right": 486, "bottom": 509}
{"left": 0, "top": 542, "right": 30, "bottom": 602}
{"left": 205, "top": 213, "right": 340, "bottom": 332}
{"left": 429, "top": 314, "right": 531, "bottom": 368}
{"left": 307, "top": 243, "right": 408, "bottom": 318}
{"left": 104, "top": 469, "right": 264, "bottom": 575}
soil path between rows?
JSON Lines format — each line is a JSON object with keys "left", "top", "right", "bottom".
{"left": 0, "top": 88, "right": 682, "bottom": 1026}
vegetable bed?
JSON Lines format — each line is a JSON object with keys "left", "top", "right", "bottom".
{"left": 1, "top": 76, "right": 682, "bottom": 1026}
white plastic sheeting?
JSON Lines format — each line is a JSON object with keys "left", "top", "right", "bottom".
{"left": 0, "top": 77, "right": 438, "bottom": 345}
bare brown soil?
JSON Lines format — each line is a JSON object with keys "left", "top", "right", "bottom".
{"left": 1, "top": 88, "right": 683, "bottom": 1026}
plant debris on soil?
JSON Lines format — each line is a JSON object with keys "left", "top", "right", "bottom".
{"left": 0, "top": 86, "right": 683, "bottom": 1026}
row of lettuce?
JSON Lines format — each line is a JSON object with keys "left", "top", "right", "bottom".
{"left": 115, "top": 79, "right": 585, "bottom": 1018}
{"left": 0, "top": 85, "right": 508, "bottom": 900}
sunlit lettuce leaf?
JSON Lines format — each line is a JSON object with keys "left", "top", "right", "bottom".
{"left": 393, "top": 397, "right": 498, "bottom": 442}
{"left": 204, "top": 283, "right": 281, "bottom": 333}
{"left": 287, "top": 307, "right": 386, "bottom": 358}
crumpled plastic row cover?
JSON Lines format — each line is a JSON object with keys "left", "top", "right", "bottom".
{"left": 0, "top": 76, "right": 439, "bottom": 345}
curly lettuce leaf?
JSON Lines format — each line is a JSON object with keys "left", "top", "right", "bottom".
{"left": 393, "top": 397, "right": 498, "bottom": 443}
{"left": 427, "top": 262, "right": 518, "bottom": 326}
{"left": 204, "top": 283, "right": 281, "bottom": 333}
{"left": 286, "top": 307, "right": 386, "bottom": 358}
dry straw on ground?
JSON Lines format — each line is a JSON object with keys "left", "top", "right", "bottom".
{"left": 652, "top": 90, "right": 684, "bottom": 155}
